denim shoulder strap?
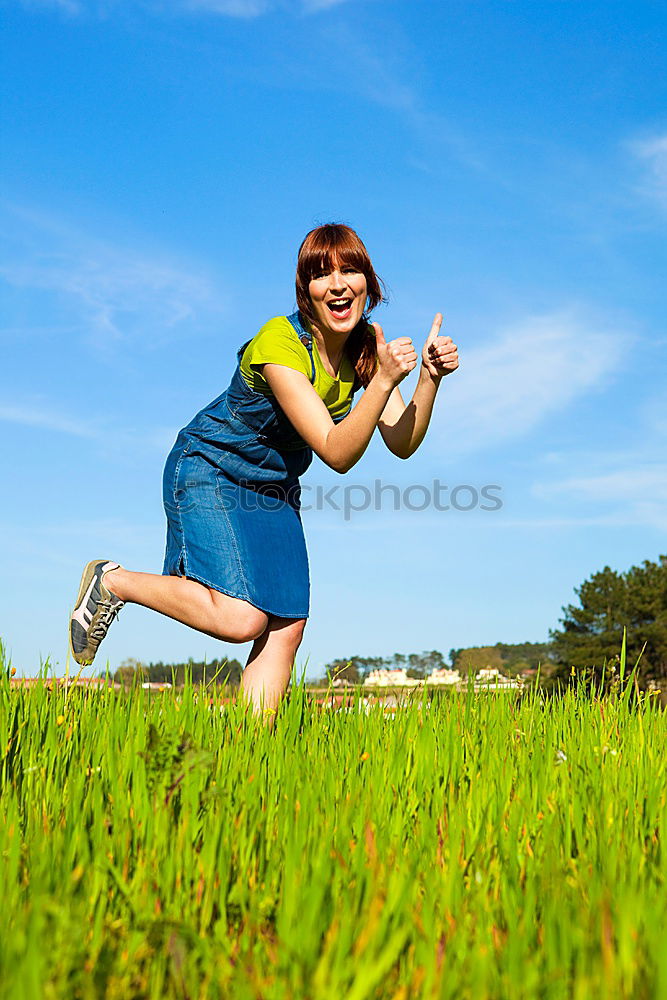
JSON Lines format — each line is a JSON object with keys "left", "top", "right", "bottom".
{"left": 286, "top": 311, "right": 316, "bottom": 384}
{"left": 236, "top": 339, "right": 252, "bottom": 362}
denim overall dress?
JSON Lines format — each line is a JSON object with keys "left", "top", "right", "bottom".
{"left": 161, "top": 312, "right": 357, "bottom": 620}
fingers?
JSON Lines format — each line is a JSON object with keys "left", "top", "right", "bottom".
{"left": 378, "top": 332, "right": 418, "bottom": 350}
{"left": 382, "top": 335, "right": 416, "bottom": 360}
{"left": 432, "top": 353, "right": 459, "bottom": 374}
{"left": 428, "top": 338, "right": 457, "bottom": 361}
{"left": 424, "top": 327, "right": 459, "bottom": 377}
{"left": 428, "top": 335, "right": 454, "bottom": 352}
{"left": 388, "top": 342, "right": 417, "bottom": 363}
{"left": 377, "top": 335, "right": 418, "bottom": 384}
{"left": 376, "top": 328, "right": 429, "bottom": 384}
{"left": 373, "top": 313, "right": 457, "bottom": 381}
{"left": 430, "top": 348, "right": 457, "bottom": 363}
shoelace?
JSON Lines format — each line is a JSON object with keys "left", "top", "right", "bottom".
{"left": 89, "top": 598, "right": 125, "bottom": 644}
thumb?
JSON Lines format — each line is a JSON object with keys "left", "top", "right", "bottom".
{"left": 372, "top": 321, "right": 386, "bottom": 346}
{"left": 426, "top": 313, "right": 443, "bottom": 348}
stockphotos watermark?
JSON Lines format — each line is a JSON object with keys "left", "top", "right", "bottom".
{"left": 209, "top": 479, "right": 504, "bottom": 521}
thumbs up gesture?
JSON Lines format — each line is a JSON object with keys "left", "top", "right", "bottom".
{"left": 421, "top": 314, "right": 459, "bottom": 379}
{"left": 372, "top": 322, "right": 418, "bottom": 387}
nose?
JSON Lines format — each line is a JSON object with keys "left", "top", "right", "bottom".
{"left": 328, "top": 270, "right": 347, "bottom": 293}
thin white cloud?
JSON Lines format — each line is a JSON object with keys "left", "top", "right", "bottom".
{"left": 300, "top": 0, "right": 350, "bottom": 12}
{"left": 640, "top": 392, "right": 667, "bottom": 440}
{"left": 15, "top": 0, "right": 471, "bottom": 165}
{"left": 173, "top": 0, "right": 353, "bottom": 13}
{"left": 17, "top": 0, "right": 351, "bottom": 15}
{"left": 18, "top": 0, "right": 80, "bottom": 11}
{"left": 533, "top": 462, "right": 667, "bottom": 532}
{"left": 183, "top": 0, "right": 270, "bottom": 15}
{"left": 0, "top": 396, "right": 177, "bottom": 457}
{"left": 630, "top": 132, "right": 667, "bottom": 209}
{"left": 312, "top": 26, "right": 477, "bottom": 165}
{"left": 537, "top": 464, "right": 667, "bottom": 502}
{"left": 0, "top": 402, "right": 95, "bottom": 438}
{"left": 433, "top": 309, "right": 626, "bottom": 456}
{"left": 0, "top": 203, "right": 222, "bottom": 352}
{"left": 180, "top": 0, "right": 352, "bottom": 13}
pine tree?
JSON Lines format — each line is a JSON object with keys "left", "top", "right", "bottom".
{"left": 550, "top": 556, "right": 667, "bottom": 682}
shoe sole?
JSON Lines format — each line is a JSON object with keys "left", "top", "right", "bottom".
{"left": 69, "top": 559, "right": 108, "bottom": 666}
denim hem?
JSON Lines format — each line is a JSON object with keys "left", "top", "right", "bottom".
{"left": 161, "top": 568, "right": 309, "bottom": 620}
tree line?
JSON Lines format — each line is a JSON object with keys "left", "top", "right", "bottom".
{"left": 112, "top": 657, "right": 243, "bottom": 688}
{"left": 107, "top": 554, "right": 667, "bottom": 689}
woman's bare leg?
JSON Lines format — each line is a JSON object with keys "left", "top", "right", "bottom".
{"left": 103, "top": 568, "right": 306, "bottom": 718}
{"left": 240, "top": 616, "right": 307, "bottom": 719}
{"left": 104, "top": 567, "right": 269, "bottom": 643}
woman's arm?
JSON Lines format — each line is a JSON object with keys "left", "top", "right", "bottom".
{"left": 261, "top": 325, "right": 417, "bottom": 474}
{"left": 377, "top": 314, "right": 459, "bottom": 459}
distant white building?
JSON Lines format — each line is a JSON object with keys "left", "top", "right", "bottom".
{"left": 364, "top": 668, "right": 420, "bottom": 688}
{"left": 475, "top": 668, "right": 521, "bottom": 689}
{"left": 427, "top": 668, "right": 461, "bottom": 687}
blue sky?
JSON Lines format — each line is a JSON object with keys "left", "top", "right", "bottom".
{"left": 2, "top": 0, "right": 666, "bottom": 678}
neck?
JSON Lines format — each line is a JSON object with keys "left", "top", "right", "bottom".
{"left": 309, "top": 323, "right": 350, "bottom": 372}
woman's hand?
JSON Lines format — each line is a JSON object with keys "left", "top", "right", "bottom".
{"left": 421, "top": 313, "right": 459, "bottom": 379}
{"left": 372, "top": 322, "right": 418, "bottom": 388}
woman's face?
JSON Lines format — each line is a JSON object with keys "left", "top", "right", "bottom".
{"left": 308, "top": 262, "right": 368, "bottom": 337}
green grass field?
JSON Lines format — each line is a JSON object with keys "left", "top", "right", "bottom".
{"left": 1, "top": 643, "right": 666, "bottom": 999}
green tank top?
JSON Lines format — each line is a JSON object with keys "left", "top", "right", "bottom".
{"left": 239, "top": 316, "right": 357, "bottom": 421}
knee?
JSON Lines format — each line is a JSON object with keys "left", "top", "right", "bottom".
{"left": 271, "top": 617, "right": 307, "bottom": 650}
{"left": 233, "top": 608, "right": 270, "bottom": 642}
{"left": 209, "top": 595, "right": 269, "bottom": 642}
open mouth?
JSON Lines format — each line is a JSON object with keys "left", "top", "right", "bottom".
{"left": 326, "top": 298, "right": 353, "bottom": 319}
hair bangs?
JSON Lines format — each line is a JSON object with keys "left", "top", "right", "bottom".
{"left": 300, "top": 233, "right": 369, "bottom": 282}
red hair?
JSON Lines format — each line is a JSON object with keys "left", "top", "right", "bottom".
{"left": 295, "top": 223, "right": 386, "bottom": 389}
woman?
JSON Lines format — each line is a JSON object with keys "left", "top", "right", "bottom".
{"left": 69, "top": 223, "right": 459, "bottom": 713}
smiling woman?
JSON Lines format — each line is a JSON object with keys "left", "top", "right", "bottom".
{"left": 68, "top": 223, "right": 459, "bottom": 719}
